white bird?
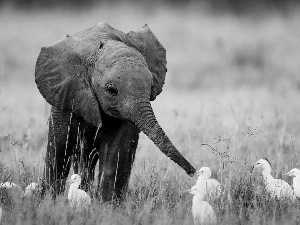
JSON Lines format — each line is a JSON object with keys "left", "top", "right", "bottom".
{"left": 184, "top": 185, "right": 217, "bottom": 225}
{"left": 0, "top": 182, "right": 24, "bottom": 197}
{"left": 251, "top": 158, "right": 295, "bottom": 200}
{"left": 284, "top": 168, "right": 300, "bottom": 198}
{"left": 68, "top": 174, "right": 91, "bottom": 209}
{"left": 0, "top": 182, "right": 22, "bottom": 190}
{"left": 195, "top": 167, "right": 222, "bottom": 200}
{"left": 24, "top": 182, "right": 42, "bottom": 198}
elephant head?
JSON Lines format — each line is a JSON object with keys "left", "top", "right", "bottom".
{"left": 35, "top": 22, "right": 195, "bottom": 176}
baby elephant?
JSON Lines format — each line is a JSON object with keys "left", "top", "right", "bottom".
{"left": 35, "top": 22, "right": 196, "bottom": 202}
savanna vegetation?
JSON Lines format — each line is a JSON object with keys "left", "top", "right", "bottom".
{"left": 1, "top": 3, "right": 300, "bottom": 224}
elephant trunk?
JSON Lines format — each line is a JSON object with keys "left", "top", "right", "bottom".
{"left": 131, "top": 101, "right": 195, "bottom": 176}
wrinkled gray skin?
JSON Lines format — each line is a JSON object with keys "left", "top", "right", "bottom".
{"left": 35, "top": 22, "right": 195, "bottom": 202}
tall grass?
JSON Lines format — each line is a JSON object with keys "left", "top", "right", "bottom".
{"left": 1, "top": 5, "right": 300, "bottom": 225}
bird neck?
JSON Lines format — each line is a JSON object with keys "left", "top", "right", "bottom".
{"left": 293, "top": 176, "right": 300, "bottom": 186}
{"left": 262, "top": 170, "right": 273, "bottom": 183}
{"left": 193, "top": 193, "right": 205, "bottom": 202}
{"left": 261, "top": 165, "right": 271, "bottom": 175}
{"left": 68, "top": 183, "right": 79, "bottom": 198}
{"left": 196, "top": 176, "right": 208, "bottom": 186}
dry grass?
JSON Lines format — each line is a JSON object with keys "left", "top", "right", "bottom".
{"left": 1, "top": 4, "right": 300, "bottom": 224}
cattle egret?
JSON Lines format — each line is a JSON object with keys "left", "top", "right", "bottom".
{"left": 284, "top": 168, "right": 300, "bottom": 198}
{"left": 68, "top": 174, "right": 91, "bottom": 209}
{"left": 0, "top": 182, "right": 24, "bottom": 197}
{"left": 0, "top": 182, "right": 22, "bottom": 190}
{"left": 251, "top": 159, "right": 295, "bottom": 200}
{"left": 195, "top": 167, "right": 222, "bottom": 200}
{"left": 184, "top": 185, "right": 217, "bottom": 225}
{"left": 24, "top": 183, "right": 42, "bottom": 198}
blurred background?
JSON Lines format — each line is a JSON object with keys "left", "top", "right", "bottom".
{"left": 1, "top": 0, "right": 300, "bottom": 177}
{"left": 1, "top": 0, "right": 300, "bottom": 91}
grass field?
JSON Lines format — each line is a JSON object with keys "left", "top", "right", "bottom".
{"left": 1, "top": 3, "right": 300, "bottom": 224}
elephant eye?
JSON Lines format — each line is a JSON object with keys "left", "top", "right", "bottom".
{"left": 105, "top": 83, "right": 118, "bottom": 96}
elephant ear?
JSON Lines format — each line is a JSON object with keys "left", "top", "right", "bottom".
{"left": 125, "top": 25, "right": 167, "bottom": 101}
{"left": 35, "top": 22, "right": 125, "bottom": 127}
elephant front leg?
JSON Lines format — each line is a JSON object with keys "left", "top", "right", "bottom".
{"left": 99, "top": 122, "right": 139, "bottom": 202}
{"left": 43, "top": 108, "right": 76, "bottom": 197}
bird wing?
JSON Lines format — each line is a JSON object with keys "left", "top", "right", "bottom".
{"left": 266, "top": 179, "right": 295, "bottom": 199}
{"left": 206, "top": 179, "right": 222, "bottom": 198}
{"left": 207, "top": 179, "right": 221, "bottom": 190}
{"left": 77, "top": 190, "right": 91, "bottom": 206}
{"left": 293, "top": 177, "right": 300, "bottom": 197}
{"left": 273, "top": 179, "right": 294, "bottom": 192}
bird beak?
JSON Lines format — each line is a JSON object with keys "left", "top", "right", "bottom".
{"left": 250, "top": 163, "right": 258, "bottom": 174}
{"left": 183, "top": 188, "right": 192, "bottom": 193}
{"left": 195, "top": 170, "right": 203, "bottom": 176}
{"left": 283, "top": 171, "right": 292, "bottom": 176}
{"left": 251, "top": 163, "right": 258, "bottom": 167}
{"left": 250, "top": 165, "right": 254, "bottom": 174}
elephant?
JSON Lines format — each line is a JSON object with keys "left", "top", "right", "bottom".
{"left": 35, "top": 22, "right": 196, "bottom": 202}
